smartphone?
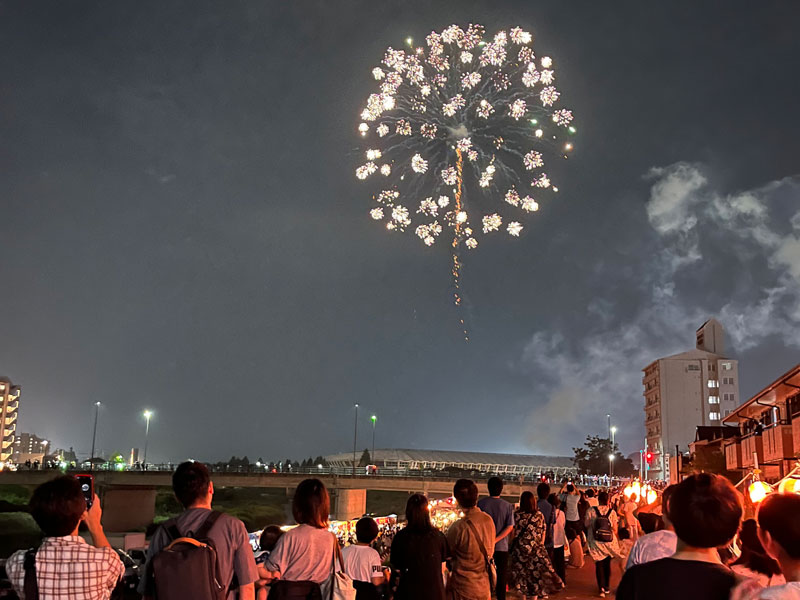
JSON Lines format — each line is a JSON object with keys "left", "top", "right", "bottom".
{"left": 76, "top": 474, "right": 94, "bottom": 509}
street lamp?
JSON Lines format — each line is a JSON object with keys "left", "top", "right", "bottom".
{"left": 370, "top": 415, "right": 377, "bottom": 464}
{"left": 608, "top": 453, "right": 615, "bottom": 478}
{"left": 143, "top": 410, "right": 153, "bottom": 467}
{"left": 610, "top": 425, "right": 618, "bottom": 477}
{"left": 90, "top": 402, "right": 101, "bottom": 470}
{"left": 352, "top": 404, "right": 359, "bottom": 476}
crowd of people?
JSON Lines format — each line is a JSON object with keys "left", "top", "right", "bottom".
{"left": 4, "top": 462, "right": 800, "bottom": 599}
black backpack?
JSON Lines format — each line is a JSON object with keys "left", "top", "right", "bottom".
{"left": 150, "top": 511, "right": 227, "bottom": 600}
{"left": 592, "top": 506, "right": 614, "bottom": 543}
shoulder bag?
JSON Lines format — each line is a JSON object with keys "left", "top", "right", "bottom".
{"left": 464, "top": 519, "right": 497, "bottom": 590}
{"left": 323, "top": 534, "right": 356, "bottom": 600}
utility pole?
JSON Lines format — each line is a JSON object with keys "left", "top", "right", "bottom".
{"left": 90, "top": 402, "right": 101, "bottom": 470}
{"left": 352, "top": 404, "right": 359, "bottom": 476}
{"left": 370, "top": 415, "right": 377, "bottom": 464}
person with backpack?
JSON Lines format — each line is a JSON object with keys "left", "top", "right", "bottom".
{"left": 6, "top": 475, "right": 123, "bottom": 600}
{"left": 139, "top": 461, "right": 258, "bottom": 600}
{"left": 584, "top": 490, "right": 622, "bottom": 597}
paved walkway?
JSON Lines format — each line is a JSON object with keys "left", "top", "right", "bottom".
{"left": 507, "top": 555, "right": 624, "bottom": 599}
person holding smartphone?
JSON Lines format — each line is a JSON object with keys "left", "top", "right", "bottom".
{"left": 6, "top": 475, "right": 124, "bottom": 599}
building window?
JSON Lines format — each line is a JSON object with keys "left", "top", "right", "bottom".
{"left": 688, "top": 365, "right": 700, "bottom": 371}
{"left": 709, "top": 395, "right": 720, "bottom": 404}
{"left": 709, "top": 362, "right": 716, "bottom": 371}
{"left": 723, "top": 393, "right": 736, "bottom": 402}
{"left": 722, "top": 362, "right": 733, "bottom": 370}
{"left": 708, "top": 379, "right": 719, "bottom": 388}
{"left": 709, "top": 412, "right": 721, "bottom": 421}
{"left": 722, "top": 377, "right": 735, "bottom": 385}
{"left": 724, "top": 410, "right": 732, "bottom": 417}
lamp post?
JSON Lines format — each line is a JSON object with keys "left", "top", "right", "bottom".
{"left": 608, "top": 453, "right": 615, "bottom": 478}
{"left": 90, "top": 402, "right": 101, "bottom": 470}
{"left": 370, "top": 415, "right": 377, "bottom": 463}
{"left": 143, "top": 410, "right": 153, "bottom": 467}
{"left": 352, "top": 404, "right": 359, "bottom": 476}
{"left": 610, "top": 425, "right": 617, "bottom": 477}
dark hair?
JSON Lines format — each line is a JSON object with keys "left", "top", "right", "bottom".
{"left": 618, "top": 526, "right": 630, "bottom": 541}
{"left": 548, "top": 493, "right": 561, "bottom": 509}
{"left": 487, "top": 476, "right": 504, "bottom": 497}
{"left": 758, "top": 492, "right": 800, "bottom": 559}
{"left": 598, "top": 491, "right": 609, "bottom": 506}
{"left": 638, "top": 512, "right": 661, "bottom": 535}
{"left": 405, "top": 493, "right": 434, "bottom": 531}
{"left": 260, "top": 525, "right": 284, "bottom": 552}
{"left": 454, "top": 479, "right": 478, "bottom": 509}
{"left": 566, "top": 484, "right": 575, "bottom": 494}
{"left": 29, "top": 476, "right": 85, "bottom": 536}
{"left": 173, "top": 461, "right": 211, "bottom": 508}
{"left": 586, "top": 489, "right": 595, "bottom": 498}
{"left": 731, "top": 519, "right": 781, "bottom": 576}
{"left": 669, "top": 473, "right": 742, "bottom": 548}
{"left": 519, "top": 491, "right": 537, "bottom": 513}
{"left": 356, "top": 517, "right": 379, "bottom": 543}
{"left": 292, "top": 479, "right": 329, "bottom": 528}
{"left": 662, "top": 484, "right": 676, "bottom": 519}
{"left": 536, "top": 482, "right": 551, "bottom": 500}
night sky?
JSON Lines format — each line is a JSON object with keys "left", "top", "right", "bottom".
{"left": 2, "top": 1, "right": 799, "bottom": 463}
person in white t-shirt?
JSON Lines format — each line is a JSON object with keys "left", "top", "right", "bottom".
{"left": 341, "top": 517, "right": 388, "bottom": 600}
{"left": 548, "top": 493, "right": 568, "bottom": 583}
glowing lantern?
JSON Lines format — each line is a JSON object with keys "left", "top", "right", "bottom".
{"left": 778, "top": 475, "right": 800, "bottom": 495}
{"left": 645, "top": 488, "right": 658, "bottom": 505}
{"left": 748, "top": 480, "right": 772, "bottom": 504}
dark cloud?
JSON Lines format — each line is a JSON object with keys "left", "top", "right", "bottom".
{"left": 1, "top": 1, "right": 798, "bottom": 461}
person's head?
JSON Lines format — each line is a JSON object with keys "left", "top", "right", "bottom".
{"left": 405, "top": 493, "right": 433, "bottom": 530}
{"left": 548, "top": 493, "right": 561, "bottom": 509}
{"left": 260, "top": 525, "right": 284, "bottom": 552}
{"left": 292, "top": 478, "right": 330, "bottom": 528}
{"left": 519, "top": 491, "right": 537, "bottom": 513}
{"left": 669, "top": 473, "right": 742, "bottom": 549}
{"left": 757, "top": 492, "right": 800, "bottom": 566}
{"left": 732, "top": 519, "right": 782, "bottom": 576}
{"left": 487, "top": 476, "right": 504, "bottom": 497}
{"left": 536, "top": 482, "right": 550, "bottom": 500}
{"left": 356, "top": 517, "right": 379, "bottom": 544}
{"left": 661, "top": 484, "right": 676, "bottom": 528}
{"left": 453, "top": 479, "right": 478, "bottom": 509}
{"left": 598, "top": 491, "right": 609, "bottom": 506}
{"left": 29, "top": 476, "right": 86, "bottom": 537}
{"left": 638, "top": 512, "right": 661, "bottom": 535}
{"left": 618, "top": 526, "right": 630, "bottom": 541}
{"left": 586, "top": 488, "right": 595, "bottom": 498}
{"left": 566, "top": 483, "right": 575, "bottom": 494}
{"left": 173, "top": 461, "right": 212, "bottom": 508}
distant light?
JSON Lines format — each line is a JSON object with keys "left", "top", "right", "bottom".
{"left": 568, "top": 126, "right": 576, "bottom": 133}
{"left": 371, "top": 415, "right": 377, "bottom": 423}
{"left": 535, "top": 129, "right": 543, "bottom": 138}
{"left": 318, "top": 464, "right": 323, "bottom": 469}
{"left": 610, "top": 426, "right": 617, "bottom": 434}
{"left": 608, "top": 454, "right": 615, "bottom": 461}
{"left": 565, "top": 143, "right": 573, "bottom": 151}
{"left": 530, "top": 119, "right": 538, "bottom": 124}
{"left": 143, "top": 410, "right": 153, "bottom": 419}
{"left": 95, "top": 401, "right": 101, "bottom": 407}
{"left": 405, "top": 37, "right": 413, "bottom": 46}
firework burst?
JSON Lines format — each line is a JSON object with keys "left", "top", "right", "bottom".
{"left": 355, "top": 23, "right": 577, "bottom": 337}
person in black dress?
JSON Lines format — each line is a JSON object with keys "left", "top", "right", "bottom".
{"left": 390, "top": 493, "right": 450, "bottom": 600}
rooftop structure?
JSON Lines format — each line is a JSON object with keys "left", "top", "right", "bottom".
{"left": 324, "top": 448, "right": 576, "bottom": 477}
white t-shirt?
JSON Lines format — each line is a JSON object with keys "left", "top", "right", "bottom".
{"left": 553, "top": 509, "right": 567, "bottom": 548}
{"left": 564, "top": 494, "right": 580, "bottom": 521}
{"left": 340, "top": 544, "right": 383, "bottom": 583}
{"left": 266, "top": 524, "right": 337, "bottom": 584}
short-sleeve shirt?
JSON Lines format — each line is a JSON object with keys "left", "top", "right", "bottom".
{"left": 390, "top": 527, "right": 449, "bottom": 600}
{"left": 626, "top": 530, "right": 677, "bottom": 569}
{"left": 341, "top": 544, "right": 382, "bottom": 583}
{"left": 564, "top": 494, "right": 580, "bottom": 521}
{"left": 537, "top": 499, "right": 555, "bottom": 549}
{"left": 445, "top": 509, "right": 495, "bottom": 600}
{"left": 477, "top": 496, "right": 514, "bottom": 552}
{"left": 616, "top": 558, "right": 738, "bottom": 600}
{"left": 7, "top": 536, "right": 123, "bottom": 600}
{"left": 139, "top": 508, "right": 258, "bottom": 599}
{"left": 266, "top": 524, "right": 337, "bottom": 584}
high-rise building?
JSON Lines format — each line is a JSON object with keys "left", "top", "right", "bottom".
{"left": 12, "top": 432, "right": 49, "bottom": 464}
{"left": 642, "top": 319, "right": 740, "bottom": 478}
{"left": 0, "top": 377, "right": 21, "bottom": 465}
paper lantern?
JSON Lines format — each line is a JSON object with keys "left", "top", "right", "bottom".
{"left": 748, "top": 480, "right": 772, "bottom": 504}
{"left": 645, "top": 488, "right": 658, "bottom": 505}
{"left": 778, "top": 475, "right": 800, "bottom": 495}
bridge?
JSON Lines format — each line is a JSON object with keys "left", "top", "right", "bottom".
{"left": 0, "top": 470, "right": 568, "bottom": 531}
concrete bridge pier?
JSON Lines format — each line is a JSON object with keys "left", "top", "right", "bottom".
{"left": 100, "top": 486, "right": 156, "bottom": 532}
{"left": 331, "top": 488, "right": 366, "bottom": 521}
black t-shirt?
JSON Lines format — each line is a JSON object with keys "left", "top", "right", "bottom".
{"left": 390, "top": 527, "right": 450, "bottom": 600}
{"left": 616, "top": 557, "right": 738, "bottom": 600}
